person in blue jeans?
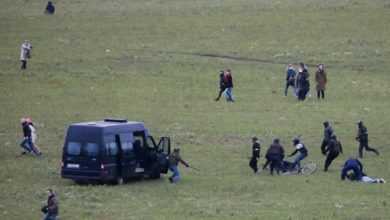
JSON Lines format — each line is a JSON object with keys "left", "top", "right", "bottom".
{"left": 285, "top": 64, "right": 297, "bottom": 97}
{"left": 224, "top": 69, "right": 234, "bottom": 102}
{"left": 168, "top": 148, "right": 189, "bottom": 183}
{"left": 287, "top": 138, "right": 308, "bottom": 170}
{"left": 42, "top": 189, "right": 59, "bottom": 220}
{"left": 19, "top": 118, "right": 39, "bottom": 155}
{"left": 341, "top": 157, "right": 363, "bottom": 181}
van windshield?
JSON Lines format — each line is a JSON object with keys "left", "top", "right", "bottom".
{"left": 66, "top": 141, "right": 99, "bottom": 157}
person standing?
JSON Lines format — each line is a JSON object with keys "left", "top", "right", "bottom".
{"left": 45, "top": 1, "right": 55, "bottom": 15}
{"left": 320, "top": 120, "right": 334, "bottom": 155}
{"left": 356, "top": 121, "right": 379, "bottom": 158}
{"left": 287, "top": 138, "right": 308, "bottom": 170}
{"left": 323, "top": 134, "right": 342, "bottom": 171}
{"left": 296, "top": 62, "right": 310, "bottom": 101}
{"left": 249, "top": 136, "right": 261, "bottom": 174}
{"left": 285, "top": 64, "right": 297, "bottom": 97}
{"left": 263, "top": 138, "right": 285, "bottom": 175}
{"left": 20, "top": 40, "right": 32, "bottom": 70}
{"left": 215, "top": 70, "right": 226, "bottom": 101}
{"left": 168, "top": 148, "right": 189, "bottom": 183}
{"left": 224, "top": 69, "right": 234, "bottom": 102}
{"left": 315, "top": 64, "right": 327, "bottom": 99}
{"left": 42, "top": 189, "right": 59, "bottom": 220}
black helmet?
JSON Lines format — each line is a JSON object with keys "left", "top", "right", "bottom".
{"left": 331, "top": 134, "right": 337, "bottom": 139}
{"left": 293, "top": 138, "right": 299, "bottom": 145}
{"left": 274, "top": 138, "right": 280, "bottom": 144}
{"left": 323, "top": 120, "right": 329, "bottom": 126}
{"left": 252, "top": 136, "right": 258, "bottom": 141}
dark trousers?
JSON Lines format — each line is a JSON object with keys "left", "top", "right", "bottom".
{"left": 324, "top": 151, "right": 339, "bottom": 171}
{"left": 359, "top": 140, "right": 379, "bottom": 158}
{"left": 21, "top": 60, "right": 27, "bottom": 69}
{"left": 317, "top": 90, "right": 325, "bottom": 99}
{"left": 298, "top": 89, "right": 308, "bottom": 100}
{"left": 249, "top": 157, "right": 258, "bottom": 173}
{"left": 320, "top": 139, "right": 329, "bottom": 155}
{"left": 285, "top": 80, "right": 295, "bottom": 96}
{"left": 215, "top": 88, "right": 225, "bottom": 101}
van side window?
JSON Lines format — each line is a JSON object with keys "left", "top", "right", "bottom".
{"left": 121, "top": 142, "right": 134, "bottom": 155}
{"left": 106, "top": 142, "right": 118, "bottom": 156}
{"left": 85, "top": 143, "right": 99, "bottom": 156}
{"left": 67, "top": 142, "right": 81, "bottom": 155}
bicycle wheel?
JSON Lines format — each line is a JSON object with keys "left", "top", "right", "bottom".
{"left": 301, "top": 162, "right": 317, "bottom": 175}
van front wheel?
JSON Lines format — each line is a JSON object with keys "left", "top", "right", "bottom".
{"left": 150, "top": 164, "right": 161, "bottom": 179}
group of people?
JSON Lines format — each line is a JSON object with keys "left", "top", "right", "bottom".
{"left": 19, "top": 117, "right": 42, "bottom": 157}
{"left": 215, "top": 69, "right": 234, "bottom": 102}
{"left": 284, "top": 62, "right": 327, "bottom": 100}
{"left": 248, "top": 120, "right": 384, "bottom": 183}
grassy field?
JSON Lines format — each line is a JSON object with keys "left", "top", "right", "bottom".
{"left": 1, "top": 0, "right": 390, "bottom": 219}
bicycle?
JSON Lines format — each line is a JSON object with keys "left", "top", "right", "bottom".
{"left": 262, "top": 160, "right": 317, "bottom": 175}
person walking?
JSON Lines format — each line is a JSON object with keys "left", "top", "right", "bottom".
{"left": 323, "top": 134, "right": 342, "bottom": 171}
{"left": 168, "top": 148, "right": 189, "bottom": 183}
{"left": 296, "top": 62, "right": 310, "bottom": 101}
{"left": 20, "top": 40, "right": 32, "bottom": 70}
{"left": 356, "top": 121, "right": 379, "bottom": 158}
{"left": 285, "top": 64, "right": 297, "bottom": 97}
{"left": 263, "top": 138, "right": 285, "bottom": 175}
{"left": 42, "top": 189, "right": 59, "bottom": 220}
{"left": 224, "top": 69, "right": 234, "bottom": 102}
{"left": 215, "top": 70, "right": 226, "bottom": 101}
{"left": 287, "top": 138, "right": 308, "bottom": 170}
{"left": 320, "top": 120, "right": 334, "bottom": 155}
{"left": 315, "top": 64, "right": 327, "bottom": 99}
{"left": 249, "top": 136, "right": 261, "bottom": 174}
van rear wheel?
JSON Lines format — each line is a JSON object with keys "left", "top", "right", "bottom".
{"left": 112, "top": 177, "right": 123, "bottom": 185}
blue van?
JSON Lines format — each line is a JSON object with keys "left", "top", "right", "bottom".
{"left": 61, "top": 119, "right": 171, "bottom": 184}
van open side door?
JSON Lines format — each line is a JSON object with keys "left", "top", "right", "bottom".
{"left": 156, "top": 137, "right": 171, "bottom": 174}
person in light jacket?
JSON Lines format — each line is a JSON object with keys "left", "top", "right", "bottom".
{"left": 20, "top": 40, "right": 32, "bottom": 70}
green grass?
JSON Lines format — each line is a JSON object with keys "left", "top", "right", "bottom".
{"left": 1, "top": 0, "right": 390, "bottom": 219}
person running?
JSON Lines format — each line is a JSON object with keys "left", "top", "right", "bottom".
{"left": 263, "top": 138, "right": 285, "bottom": 175}
{"left": 315, "top": 64, "right": 327, "bottom": 99}
{"left": 249, "top": 136, "right": 260, "bottom": 174}
{"left": 287, "top": 138, "right": 308, "bottom": 170}
{"left": 20, "top": 40, "right": 32, "bottom": 70}
{"left": 26, "top": 118, "right": 42, "bottom": 156}
{"left": 215, "top": 70, "right": 226, "bottom": 101}
{"left": 341, "top": 157, "right": 363, "bottom": 181}
{"left": 224, "top": 69, "right": 234, "bottom": 102}
{"left": 356, "top": 121, "right": 379, "bottom": 158}
{"left": 168, "top": 148, "right": 189, "bottom": 183}
{"left": 19, "top": 118, "right": 40, "bottom": 156}
{"left": 321, "top": 120, "right": 334, "bottom": 155}
{"left": 323, "top": 134, "right": 342, "bottom": 171}
{"left": 42, "top": 189, "right": 59, "bottom": 220}
{"left": 285, "top": 64, "right": 297, "bottom": 97}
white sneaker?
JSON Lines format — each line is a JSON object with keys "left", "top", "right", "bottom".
{"left": 380, "top": 178, "right": 386, "bottom": 183}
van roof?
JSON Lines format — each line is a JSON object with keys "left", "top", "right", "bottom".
{"left": 69, "top": 120, "right": 151, "bottom": 136}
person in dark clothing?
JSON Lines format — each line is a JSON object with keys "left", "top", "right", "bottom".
{"left": 356, "top": 121, "right": 379, "bottom": 158}
{"left": 215, "top": 70, "right": 226, "bottom": 101}
{"left": 168, "top": 148, "right": 189, "bottom": 183}
{"left": 285, "top": 64, "right": 297, "bottom": 97}
{"left": 19, "top": 118, "right": 40, "bottom": 156}
{"left": 43, "top": 189, "right": 59, "bottom": 220}
{"left": 323, "top": 134, "right": 342, "bottom": 171}
{"left": 321, "top": 120, "right": 334, "bottom": 155}
{"left": 249, "top": 136, "right": 261, "bottom": 174}
{"left": 45, "top": 1, "right": 55, "bottom": 15}
{"left": 346, "top": 171, "right": 386, "bottom": 183}
{"left": 263, "top": 138, "right": 285, "bottom": 175}
{"left": 287, "top": 138, "right": 308, "bottom": 170}
{"left": 296, "top": 62, "right": 310, "bottom": 101}
{"left": 341, "top": 157, "right": 363, "bottom": 181}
